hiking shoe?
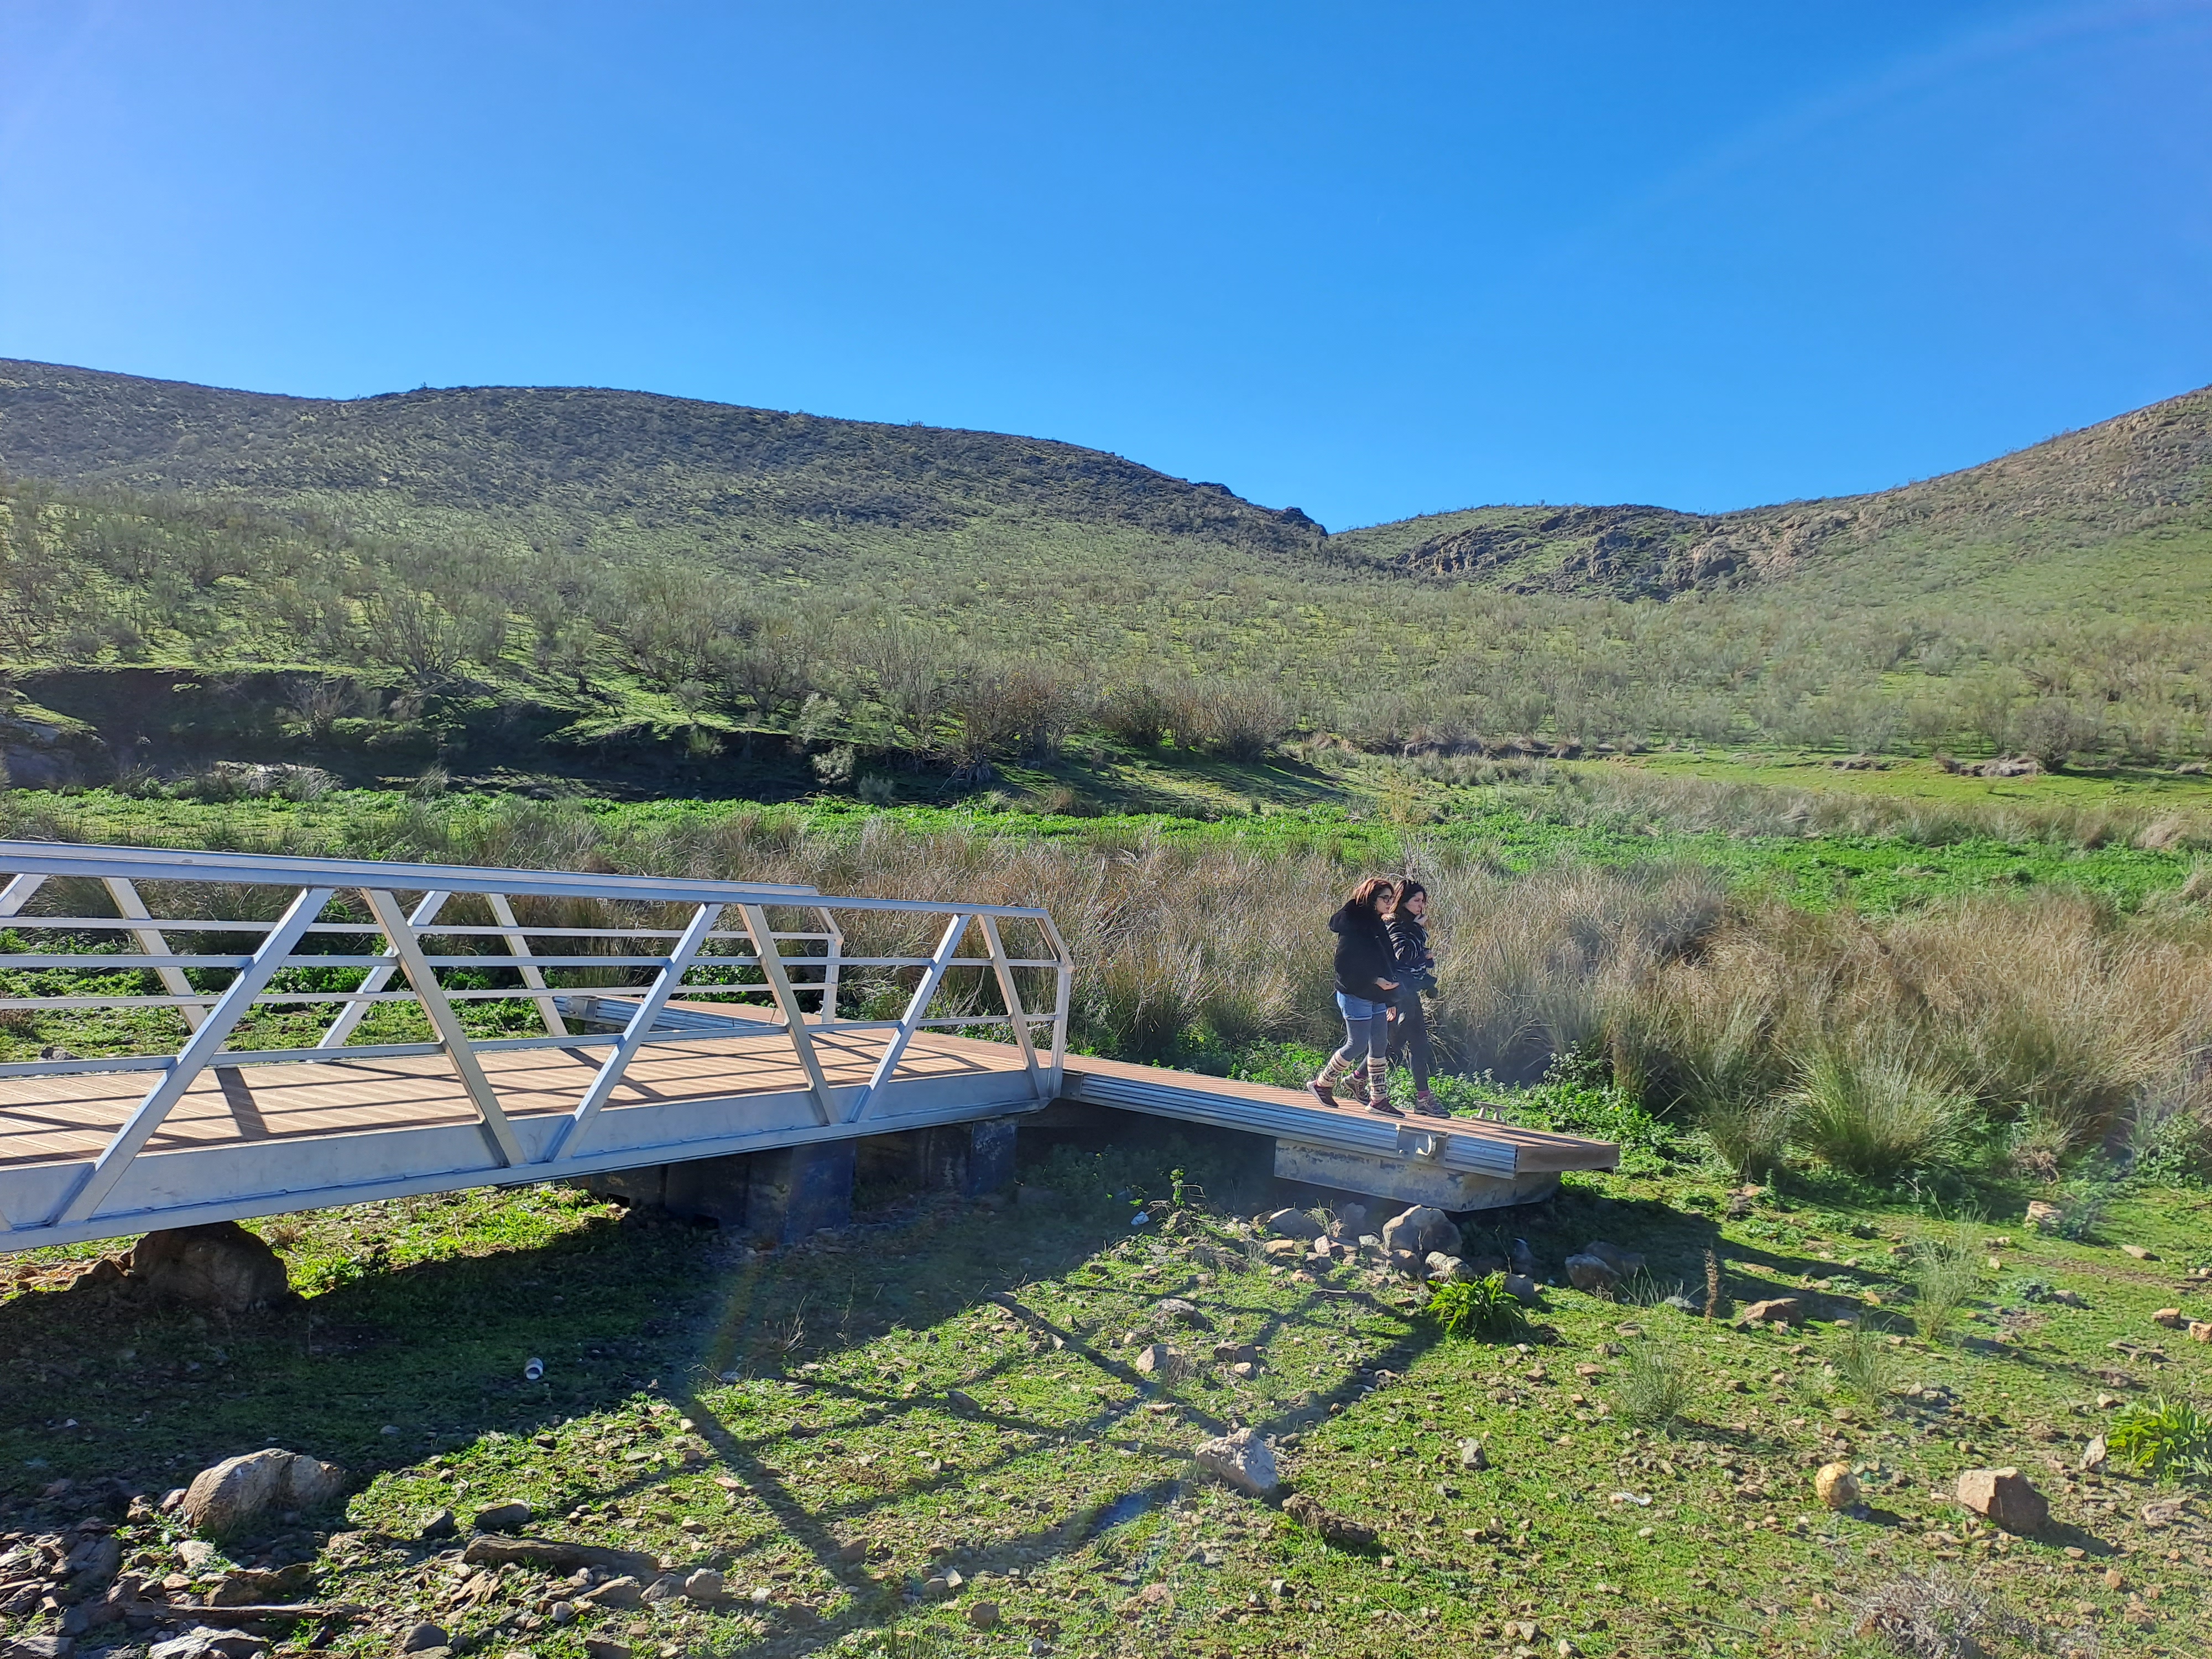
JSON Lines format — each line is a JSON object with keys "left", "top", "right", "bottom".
{"left": 1366, "top": 1097, "right": 1405, "bottom": 1118}
{"left": 1306, "top": 1080, "right": 1339, "bottom": 1109}
{"left": 1414, "top": 1090, "right": 1447, "bottom": 1118}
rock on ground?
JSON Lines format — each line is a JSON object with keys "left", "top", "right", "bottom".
{"left": 182, "top": 1449, "right": 346, "bottom": 1537}
{"left": 400, "top": 1625, "right": 450, "bottom": 1655}
{"left": 1425, "top": 1252, "right": 1469, "bottom": 1282}
{"left": 1737, "top": 1297, "right": 1806, "bottom": 1327}
{"left": 1133, "top": 1344, "right": 1177, "bottom": 1374}
{"left": 471, "top": 1500, "right": 531, "bottom": 1532}
{"left": 1501, "top": 1274, "right": 1540, "bottom": 1304}
{"left": 148, "top": 1632, "right": 265, "bottom": 1659}
{"left": 1282, "top": 1493, "right": 1376, "bottom": 1549}
{"left": 1259, "top": 1208, "right": 1323, "bottom": 1240}
{"left": 1579, "top": 1240, "right": 1646, "bottom": 1276}
{"left": 1956, "top": 1468, "right": 2048, "bottom": 1534}
{"left": 1193, "top": 1427, "right": 1280, "bottom": 1498}
{"left": 4, "top": 1638, "right": 77, "bottom": 1659}
{"left": 2080, "top": 1435, "right": 2107, "bottom": 1472}
{"left": 129, "top": 1223, "right": 290, "bottom": 1313}
{"left": 1457, "top": 1437, "right": 1488, "bottom": 1470}
{"left": 1564, "top": 1254, "right": 1619, "bottom": 1293}
{"left": 1381, "top": 1206, "right": 1458, "bottom": 1258}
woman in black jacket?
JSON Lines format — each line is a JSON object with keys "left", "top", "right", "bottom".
{"left": 1308, "top": 876, "right": 1404, "bottom": 1117}
{"left": 1386, "top": 880, "right": 1446, "bottom": 1117}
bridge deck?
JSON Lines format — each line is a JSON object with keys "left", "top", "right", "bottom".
{"left": 0, "top": 1013, "right": 1027, "bottom": 1170}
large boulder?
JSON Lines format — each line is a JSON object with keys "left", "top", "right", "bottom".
{"left": 1956, "top": 1468, "right": 2047, "bottom": 1535}
{"left": 130, "top": 1223, "right": 289, "bottom": 1313}
{"left": 1193, "top": 1427, "right": 1279, "bottom": 1498}
{"left": 1381, "top": 1206, "right": 1458, "bottom": 1258}
{"left": 1564, "top": 1254, "right": 1620, "bottom": 1293}
{"left": 182, "top": 1449, "right": 346, "bottom": 1537}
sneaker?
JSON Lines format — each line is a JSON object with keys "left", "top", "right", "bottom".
{"left": 1414, "top": 1090, "right": 1447, "bottom": 1118}
{"left": 1306, "top": 1080, "right": 1339, "bottom": 1109}
{"left": 1366, "top": 1097, "right": 1405, "bottom": 1118}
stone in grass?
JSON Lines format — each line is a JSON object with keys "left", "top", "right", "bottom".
{"left": 1501, "top": 1274, "right": 1541, "bottom": 1305}
{"left": 1282, "top": 1493, "right": 1376, "bottom": 1549}
{"left": 582, "top": 1576, "right": 645, "bottom": 1609}
{"left": 1564, "top": 1254, "right": 1620, "bottom": 1294}
{"left": 1134, "top": 1343, "right": 1177, "bottom": 1375}
{"left": 181, "top": 1449, "right": 346, "bottom": 1537}
{"left": 1213, "top": 1341, "right": 1260, "bottom": 1365}
{"left": 471, "top": 1500, "right": 531, "bottom": 1532}
{"left": 2080, "top": 1435, "right": 2108, "bottom": 1472}
{"left": 1155, "top": 1297, "right": 1209, "bottom": 1328}
{"left": 1956, "top": 1468, "right": 2048, "bottom": 1535}
{"left": 1193, "top": 1427, "right": 1279, "bottom": 1498}
{"left": 1813, "top": 1463, "right": 1860, "bottom": 1511}
{"left": 418, "top": 1507, "right": 457, "bottom": 1543}
{"left": 1738, "top": 1297, "right": 1806, "bottom": 1327}
{"left": 1381, "top": 1206, "right": 1458, "bottom": 1259}
{"left": 4, "top": 1640, "right": 77, "bottom": 1659}
{"left": 582, "top": 1641, "right": 633, "bottom": 1659}
{"left": 400, "top": 1625, "right": 450, "bottom": 1655}
{"left": 2151, "top": 1308, "right": 2185, "bottom": 1329}
{"left": 2120, "top": 1244, "right": 2158, "bottom": 1261}
{"left": 681, "top": 1569, "right": 724, "bottom": 1604}
{"left": 1425, "top": 1253, "right": 1470, "bottom": 1283}
{"left": 149, "top": 1634, "right": 264, "bottom": 1659}
{"left": 1260, "top": 1208, "right": 1323, "bottom": 1241}
{"left": 967, "top": 1602, "right": 1001, "bottom": 1631}
{"left": 1458, "top": 1437, "right": 1489, "bottom": 1470}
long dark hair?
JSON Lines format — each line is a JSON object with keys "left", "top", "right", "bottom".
{"left": 1391, "top": 879, "right": 1427, "bottom": 916}
{"left": 1347, "top": 875, "right": 1395, "bottom": 916}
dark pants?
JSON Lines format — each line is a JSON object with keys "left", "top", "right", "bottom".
{"left": 1389, "top": 988, "right": 1432, "bottom": 1091}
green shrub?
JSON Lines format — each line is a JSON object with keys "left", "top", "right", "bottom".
{"left": 1788, "top": 1048, "right": 1968, "bottom": 1180}
{"left": 1425, "top": 1274, "right": 1525, "bottom": 1340}
{"left": 1831, "top": 1318, "right": 1900, "bottom": 1408}
{"left": 1698, "top": 1094, "right": 1793, "bottom": 1180}
{"left": 2107, "top": 1393, "right": 2212, "bottom": 1480}
{"left": 1910, "top": 1220, "right": 1985, "bottom": 1345}
{"left": 1613, "top": 1342, "right": 1690, "bottom": 1428}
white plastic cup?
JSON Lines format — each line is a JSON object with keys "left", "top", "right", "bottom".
{"left": 524, "top": 1357, "right": 545, "bottom": 1381}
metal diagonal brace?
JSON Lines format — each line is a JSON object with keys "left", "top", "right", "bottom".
{"left": 845, "top": 912, "right": 969, "bottom": 1124}
{"left": 318, "top": 890, "right": 449, "bottom": 1048}
{"left": 540, "top": 902, "right": 723, "bottom": 1161}
{"left": 52, "top": 885, "right": 337, "bottom": 1227}
{"left": 0, "top": 873, "right": 47, "bottom": 920}
{"left": 360, "top": 889, "right": 524, "bottom": 1168}
{"left": 740, "top": 903, "right": 837, "bottom": 1126}
{"left": 102, "top": 877, "right": 207, "bottom": 1032}
{"left": 978, "top": 914, "right": 1045, "bottom": 1099}
{"left": 486, "top": 892, "right": 569, "bottom": 1038}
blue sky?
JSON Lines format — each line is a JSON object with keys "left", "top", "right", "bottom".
{"left": 3, "top": 1, "right": 2208, "bottom": 529}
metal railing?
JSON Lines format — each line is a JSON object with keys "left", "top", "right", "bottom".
{"left": 0, "top": 841, "right": 1072, "bottom": 1238}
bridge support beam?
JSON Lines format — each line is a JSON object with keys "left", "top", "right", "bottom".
{"left": 919, "top": 1117, "right": 1019, "bottom": 1198}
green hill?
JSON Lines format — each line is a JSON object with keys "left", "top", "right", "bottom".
{"left": 2, "top": 359, "right": 2209, "bottom": 795}
{"left": 1328, "top": 383, "right": 2212, "bottom": 606}
{"left": 0, "top": 357, "right": 1324, "bottom": 556}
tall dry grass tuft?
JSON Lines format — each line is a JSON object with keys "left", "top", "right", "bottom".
{"left": 1786, "top": 1046, "right": 1970, "bottom": 1181}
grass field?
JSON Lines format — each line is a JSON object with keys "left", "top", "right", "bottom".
{"left": 4, "top": 1129, "right": 2210, "bottom": 1658}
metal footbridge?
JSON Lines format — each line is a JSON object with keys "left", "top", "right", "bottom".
{"left": 0, "top": 841, "right": 1614, "bottom": 1253}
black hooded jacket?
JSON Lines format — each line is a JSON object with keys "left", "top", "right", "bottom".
{"left": 1328, "top": 903, "right": 1398, "bottom": 1001}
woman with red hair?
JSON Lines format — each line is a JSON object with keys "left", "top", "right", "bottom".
{"left": 1307, "top": 875, "right": 1404, "bottom": 1117}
